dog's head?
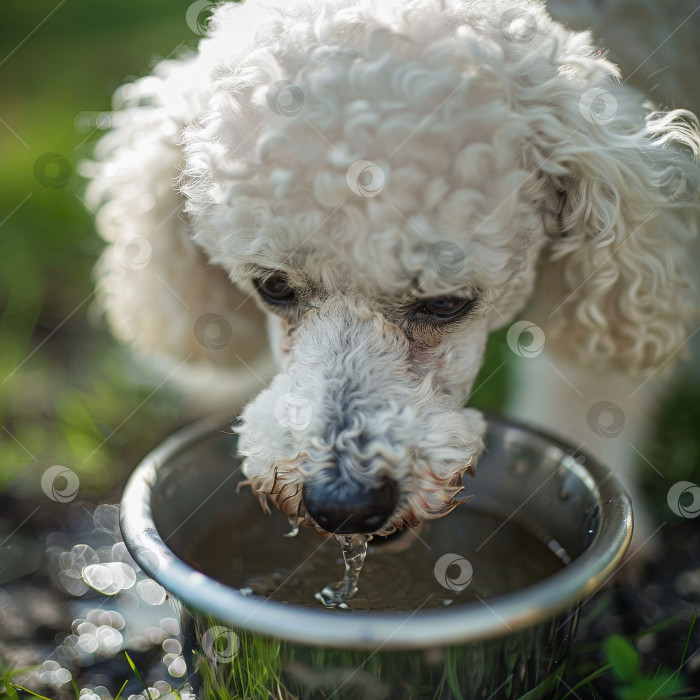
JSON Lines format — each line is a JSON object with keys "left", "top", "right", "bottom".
{"left": 89, "top": 0, "right": 699, "bottom": 536}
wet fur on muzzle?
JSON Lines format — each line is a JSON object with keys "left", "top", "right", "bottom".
{"left": 236, "top": 300, "right": 484, "bottom": 535}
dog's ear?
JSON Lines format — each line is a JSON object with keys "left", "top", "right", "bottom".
{"left": 528, "top": 80, "right": 700, "bottom": 374}
{"left": 84, "top": 55, "right": 271, "bottom": 391}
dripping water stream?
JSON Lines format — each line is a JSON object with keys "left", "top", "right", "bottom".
{"left": 315, "top": 534, "right": 369, "bottom": 608}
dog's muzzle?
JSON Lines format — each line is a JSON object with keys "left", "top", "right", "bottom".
{"left": 237, "top": 300, "right": 484, "bottom": 536}
{"left": 302, "top": 467, "right": 399, "bottom": 534}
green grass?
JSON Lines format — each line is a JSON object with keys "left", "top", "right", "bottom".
{"left": 0, "top": 1, "right": 202, "bottom": 498}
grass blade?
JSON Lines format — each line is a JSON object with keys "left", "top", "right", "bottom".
{"left": 124, "top": 652, "right": 153, "bottom": 700}
{"left": 561, "top": 664, "right": 612, "bottom": 699}
{"left": 10, "top": 685, "right": 54, "bottom": 700}
{"left": 678, "top": 614, "right": 697, "bottom": 677}
{"left": 113, "top": 678, "right": 129, "bottom": 700}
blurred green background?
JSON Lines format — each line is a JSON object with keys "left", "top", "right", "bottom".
{"left": 0, "top": 1, "right": 205, "bottom": 498}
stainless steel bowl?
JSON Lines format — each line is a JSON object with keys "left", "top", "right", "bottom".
{"left": 120, "top": 414, "right": 632, "bottom": 699}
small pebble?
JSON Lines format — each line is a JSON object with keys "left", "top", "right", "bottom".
{"left": 674, "top": 568, "right": 700, "bottom": 597}
{"left": 636, "top": 633, "right": 656, "bottom": 654}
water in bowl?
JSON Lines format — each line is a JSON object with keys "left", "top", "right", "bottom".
{"left": 184, "top": 496, "right": 567, "bottom": 611}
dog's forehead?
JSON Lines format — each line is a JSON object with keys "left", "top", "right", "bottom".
{"left": 232, "top": 209, "right": 526, "bottom": 300}
{"left": 213, "top": 96, "right": 534, "bottom": 297}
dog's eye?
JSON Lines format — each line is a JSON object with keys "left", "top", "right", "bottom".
{"left": 419, "top": 296, "right": 473, "bottom": 319}
{"left": 253, "top": 273, "right": 296, "bottom": 305}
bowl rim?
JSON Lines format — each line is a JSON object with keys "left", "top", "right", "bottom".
{"left": 120, "top": 412, "right": 633, "bottom": 650}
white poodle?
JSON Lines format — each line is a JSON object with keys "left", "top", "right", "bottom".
{"left": 86, "top": 0, "right": 699, "bottom": 541}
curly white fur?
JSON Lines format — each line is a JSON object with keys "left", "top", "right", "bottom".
{"left": 238, "top": 298, "right": 484, "bottom": 532}
{"left": 87, "top": 0, "right": 699, "bottom": 535}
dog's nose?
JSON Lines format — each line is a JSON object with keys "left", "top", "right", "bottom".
{"left": 302, "top": 469, "right": 399, "bottom": 534}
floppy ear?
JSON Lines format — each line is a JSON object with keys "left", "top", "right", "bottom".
{"left": 526, "top": 67, "right": 700, "bottom": 374}
{"left": 84, "top": 53, "right": 272, "bottom": 396}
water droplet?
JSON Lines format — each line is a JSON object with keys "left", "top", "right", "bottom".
{"left": 54, "top": 668, "right": 72, "bottom": 684}
{"left": 76, "top": 621, "right": 97, "bottom": 637}
{"left": 96, "top": 625, "right": 123, "bottom": 655}
{"left": 167, "top": 656, "right": 187, "bottom": 678}
{"left": 76, "top": 634, "right": 99, "bottom": 654}
{"left": 284, "top": 517, "right": 300, "bottom": 537}
{"left": 82, "top": 562, "right": 136, "bottom": 595}
{"left": 153, "top": 680, "right": 171, "bottom": 694}
{"left": 162, "top": 638, "right": 181, "bottom": 654}
{"left": 145, "top": 626, "right": 166, "bottom": 644}
{"left": 159, "top": 617, "right": 180, "bottom": 636}
{"left": 137, "top": 579, "right": 166, "bottom": 605}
